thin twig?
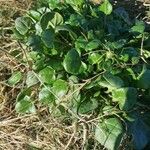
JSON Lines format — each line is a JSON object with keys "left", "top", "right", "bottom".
{"left": 140, "top": 33, "right": 147, "bottom": 63}
{"left": 18, "top": 42, "right": 30, "bottom": 67}
{"left": 64, "top": 121, "right": 77, "bottom": 150}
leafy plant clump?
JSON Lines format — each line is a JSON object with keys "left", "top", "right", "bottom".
{"left": 11, "top": 0, "right": 150, "bottom": 149}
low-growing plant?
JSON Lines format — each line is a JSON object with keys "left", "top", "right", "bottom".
{"left": 9, "top": 0, "right": 150, "bottom": 149}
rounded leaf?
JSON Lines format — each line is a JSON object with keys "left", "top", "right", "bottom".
{"left": 112, "top": 87, "right": 137, "bottom": 110}
{"left": 28, "top": 10, "right": 41, "bottom": 21}
{"left": 26, "top": 71, "right": 39, "bottom": 87}
{"left": 12, "top": 28, "right": 24, "bottom": 39}
{"left": 41, "top": 28, "right": 55, "bottom": 48}
{"left": 15, "top": 96, "right": 36, "bottom": 114}
{"left": 52, "top": 79, "right": 68, "bottom": 99}
{"left": 78, "top": 98, "right": 98, "bottom": 114}
{"left": 55, "top": 25, "right": 77, "bottom": 40}
{"left": 95, "top": 118, "right": 124, "bottom": 150}
{"left": 88, "top": 53, "right": 101, "bottom": 64}
{"left": 39, "top": 87, "right": 55, "bottom": 105}
{"left": 85, "top": 40, "right": 100, "bottom": 51}
{"left": 40, "top": 12, "right": 54, "bottom": 30}
{"left": 75, "top": 36, "right": 87, "bottom": 50}
{"left": 99, "top": 73, "right": 124, "bottom": 90}
{"left": 127, "top": 113, "right": 150, "bottom": 150}
{"left": 131, "top": 20, "right": 145, "bottom": 34}
{"left": 15, "top": 17, "right": 31, "bottom": 35}
{"left": 79, "top": 61, "right": 87, "bottom": 73}
{"left": 27, "top": 35, "right": 42, "bottom": 51}
{"left": 39, "top": 67, "right": 56, "bottom": 84}
{"left": 49, "top": 12, "right": 63, "bottom": 27}
{"left": 7, "top": 71, "right": 22, "bottom": 86}
{"left": 63, "top": 49, "right": 81, "bottom": 74}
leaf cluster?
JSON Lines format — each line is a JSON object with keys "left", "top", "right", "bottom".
{"left": 10, "top": 0, "right": 150, "bottom": 149}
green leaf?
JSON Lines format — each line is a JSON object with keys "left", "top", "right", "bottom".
{"left": 106, "top": 39, "right": 126, "bottom": 50}
{"left": 79, "top": 61, "right": 87, "bottom": 73}
{"left": 78, "top": 98, "right": 98, "bottom": 114}
{"left": 102, "top": 106, "right": 116, "bottom": 115}
{"left": 26, "top": 71, "right": 39, "bottom": 87}
{"left": 39, "top": 66, "right": 56, "bottom": 84}
{"left": 143, "top": 50, "right": 150, "bottom": 58}
{"left": 47, "top": 58, "right": 63, "bottom": 71}
{"left": 137, "top": 69, "right": 150, "bottom": 89}
{"left": 120, "top": 54, "right": 129, "bottom": 62}
{"left": 68, "top": 83, "right": 81, "bottom": 111}
{"left": 114, "top": 7, "right": 131, "bottom": 25}
{"left": 15, "top": 17, "right": 31, "bottom": 35}
{"left": 28, "top": 10, "right": 41, "bottom": 21}
{"left": 35, "top": 22, "right": 43, "bottom": 35}
{"left": 49, "top": 12, "right": 63, "bottom": 28}
{"left": 131, "top": 57, "right": 139, "bottom": 65}
{"left": 99, "top": 0, "right": 113, "bottom": 15}
{"left": 25, "top": 51, "right": 38, "bottom": 61}
{"left": 99, "top": 73, "right": 124, "bottom": 90}
{"left": 95, "top": 118, "right": 124, "bottom": 150}
{"left": 65, "top": 0, "right": 84, "bottom": 11}
{"left": 87, "top": 30, "right": 95, "bottom": 40}
{"left": 41, "top": 28, "right": 55, "bottom": 48}
{"left": 69, "top": 75, "right": 78, "bottom": 82}
{"left": 85, "top": 40, "right": 100, "bottom": 51}
{"left": 40, "top": 12, "right": 54, "bottom": 30}
{"left": 49, "top": 0, "right": 60, "bottom": 9}
{"left": 121, "top": 47, "right": 139, "bottom": 58}
{"left": 112, "top": 87, "right": 137, "bottom": 110}
{"left": 55, "top": 25, "right": 77, "bottom": 40}
{"left": 26, "top": 35, "right": 42, "bottom": 51}
{"left": 7, "top": 71, "right": 22, "bottom": 86}
{"left": 15, "top": 95, "right": 36, "bottom": 114}
{"left": 16, "top": 88, "right": 32, "bottom": 102}
{"left": 75, "top": 36, "right": 87, "bottom": 50}
{"left": 88, "top": 53, "right": 101, "bottom": 64}
{"left": 127, "top": 113, "right": 150, "bottom": 150}
{"left": 33, "top": 58, "right": 46, "bottom": 71}
{"left": 52, "top": 79, "right": 68, "bottom": 99}
{"left": 39, "top": 86, "right": 55, "bottom": 105}
{"left": 126, "top": 68, "right": 137, "bottom": 80}
{"left": 63, "top": 49, "right": 81, "bottom": 74}
{"left": 67, "top": 14, "right": 82, "bottom": 26}
{"left": 131, "top": 20, "right": 145, "bottom": 34}
{"left": 12, "top": 28, "right": 24, "bottom": 39}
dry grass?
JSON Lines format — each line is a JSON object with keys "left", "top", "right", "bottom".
{"left": 0, "top": 1, "right": 75, "bottom": 150}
